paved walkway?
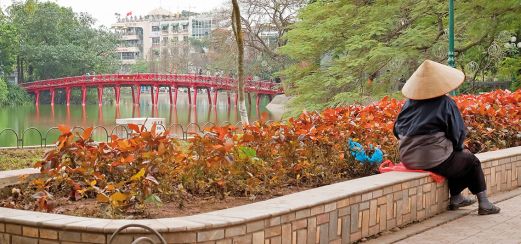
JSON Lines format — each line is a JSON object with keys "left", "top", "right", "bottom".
{"left": 397, "top": 194, "right": 521, "bottom": 244}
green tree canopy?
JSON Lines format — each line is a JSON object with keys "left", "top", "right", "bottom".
{"left": 0, "top": 10, "right": 18, "bottom": 75}
{"left": 5, "top": 0, "right": 118, "bottom": 81}
{"left": 0, "top": 77, "right": 8, "bottom": 104}
{"left": 280, "top": 0, "right": 521, "bottom": 112}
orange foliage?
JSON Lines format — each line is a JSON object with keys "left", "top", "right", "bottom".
{"left": 21, "top": 89, "right": 521, "bottom": 215}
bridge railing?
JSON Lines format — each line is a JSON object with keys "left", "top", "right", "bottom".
{"left": 19, "top": 74, "right": 282, "bottom": 91}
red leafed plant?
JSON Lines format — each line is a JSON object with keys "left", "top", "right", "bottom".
{"left": 453, "top": 90, "right": 521, "bottom": 152}
{"left": 29, "top": 123, "right": 187, "bottom": 215}
{"left": 3, "top": 89, "right": 519, "bottom": 218}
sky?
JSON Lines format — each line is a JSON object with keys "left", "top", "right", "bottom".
{"left": 1, "top": 0, "right": 228, "bottom": 27}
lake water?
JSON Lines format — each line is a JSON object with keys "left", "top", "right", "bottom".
{"left": 0, "top": 90, "right": 278, "bottom": 147}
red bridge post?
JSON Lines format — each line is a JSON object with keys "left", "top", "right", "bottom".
{"left": 206, "top": 88, "right": 211, "bottom": 106}
{"left": 187, "top": 87, "right": 192, "bottom": 105}
{"left": 168, "top": 86, "right": 173, "bottom": 105}
{"left": 212, "top": 89, "right": 218, "bottom": 107}
{"left": 114, "top": 86, "right": 121, "bottom": 106}
{"left": 132, "top": 85, "right": 141, "bottom": 105}
{"left": 173, "top": 86, "right": 178, "bottom": 107}
{"left": 34, "top": 91, "right": 40, "bottom": 106}
{"left": 50, "top": 89, "right": 55, "bottom": 106}
{"left": 152, "top": 104, "right": 159, "bottom": 117}
{"left": 247, "top": 93, "right": 252, "bottom": 107}
{"left": 97, "top": 86, "right": 104, "bottom": 106}
{"left": 234, "top": 92, "right": 238, "bottom": 106}
{"left": 150, "top": 85, "right": 159, "bottom": 106}
{"left": 154, "top": 85, "right": 159, "bottom": 106}
{"left": 115, "top": 105, "right": 121, "bottom": 119}
{"left": 193, "top": 87, "right": 198, "bottom": 106}
{"left": 227, "top": 91, "right": 231, "bottom": 107}
{"left": 65, "top": 87, "right": 71, "bottom": 106}
{"left": 81, "top": 86, "right": 87, "bottom": 106}
{"left": 131, "top": 86, "right": 135, "bottom": 104}
{"left": 256, "top": 94, "right": 261, "bottom": 107}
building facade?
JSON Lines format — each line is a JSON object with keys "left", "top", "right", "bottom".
{"left": 111, "top": 8, "right": 214, "bottom": 71}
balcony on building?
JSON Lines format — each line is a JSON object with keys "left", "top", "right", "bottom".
{"left": 121, "top": 59, "right": 137, "bottom": 65}
{"left": 121, "top": 34, "right": 141, "bottom": 40}
{"left": 115, "top": 26, "right": 143, "bottom": 41}
{"left": 116, "top": 46, "right": 141, "bottom": 53}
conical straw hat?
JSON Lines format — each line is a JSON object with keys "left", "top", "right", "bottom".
{"left": 402, "top": 60, "right": 465, "bottom": 100}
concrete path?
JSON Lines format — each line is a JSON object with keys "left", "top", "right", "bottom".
{"left": 397, "top": 194, "right": 521, "bottom": 244}
{"left": 365, "top": 188, "right": 521, "bottom": 244}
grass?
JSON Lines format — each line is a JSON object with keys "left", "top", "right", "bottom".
{"left": 0, "top": 148, "right": 46, "bottom": 171}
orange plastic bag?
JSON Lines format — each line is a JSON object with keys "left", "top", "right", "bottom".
{"left": 378, "top": 160, "right": 445, "bottom": 183}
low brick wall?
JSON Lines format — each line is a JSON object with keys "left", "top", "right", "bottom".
{"left": 0, "top": 147, "right": 520, "bottom": 244}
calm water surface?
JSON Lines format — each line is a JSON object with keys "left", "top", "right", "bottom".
{"left": 0, "top": 91, "right": 277, "bottom": 147}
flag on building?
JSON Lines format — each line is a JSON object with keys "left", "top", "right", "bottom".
{"left": 126, "top": 11, "right": 133, "bottom": 16}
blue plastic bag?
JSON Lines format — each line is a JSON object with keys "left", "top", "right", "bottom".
{"left": 348, "top": 139, "right": 383, "bottom": 164}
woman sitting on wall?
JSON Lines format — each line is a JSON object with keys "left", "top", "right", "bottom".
{"left": 393, "top": 60, "right": 500, "bottom": 215}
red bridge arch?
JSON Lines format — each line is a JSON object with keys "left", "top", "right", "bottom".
{"left": 20, "top": 73, "right": 283, "bottom": 107}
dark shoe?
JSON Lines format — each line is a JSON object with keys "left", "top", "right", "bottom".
{"left": 448, "top": 198, "right": 477, "bottom": 210}
{"left": 478, "top": 205, "right": 501, "bottom": 215}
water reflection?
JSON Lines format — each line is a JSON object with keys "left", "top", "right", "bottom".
{"left": 0, "top": 92, "right": 277, "bottom": 147}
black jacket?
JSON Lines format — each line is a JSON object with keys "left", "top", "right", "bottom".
{"left": 393, "top": 95, "right": 466, "bottom": 151}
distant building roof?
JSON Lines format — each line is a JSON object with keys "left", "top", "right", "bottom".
{"left": 147, "top": 7, "right": 174, "bottom": 17}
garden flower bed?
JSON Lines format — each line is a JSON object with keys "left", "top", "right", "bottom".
{"left": 0, "top": 90, "right": 520, "bottom": 219}
{"left": 0, "top": 147, "right": 520, "bottom": 244}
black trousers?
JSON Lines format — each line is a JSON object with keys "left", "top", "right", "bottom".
{"left": 427, "top": 149, "right": 487, "bottom": 196}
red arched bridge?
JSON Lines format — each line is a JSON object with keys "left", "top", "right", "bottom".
{"left": 20, "top": 73, "right": 283, "bottom": 107}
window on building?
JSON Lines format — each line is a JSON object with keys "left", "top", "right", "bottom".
{"left": 183, "top": 36, "right": 188, "bottom": 42}
{"left": 161, "top": 24, "right": 169, "bottom": 33}
{"left": 125, "top": 27, "right": 137, "bottom": 35}
{"left": 162, "top": 37, "right": 169, "bottom": 44}
{"left": 121, "top": 52, "right": 136, "bottom": 60}
{"left": 152, "top": 26, "right": 160, "bottom": 32}
{"left": 191, "top": 19, "right": 212, "bottom": 38}
{"left": 152, "top": 37, "right": 160, "bottom": 45}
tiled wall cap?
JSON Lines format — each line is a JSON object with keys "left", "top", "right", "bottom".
{"left": 477, "top": 146, "right": 521, "bottom": 162}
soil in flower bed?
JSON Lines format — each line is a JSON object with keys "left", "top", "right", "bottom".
{"left": 0, "top": 184, "right": 311, "bottom": 219}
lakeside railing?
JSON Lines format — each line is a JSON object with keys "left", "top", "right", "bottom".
{"left": 0, "top": 121, "right": 271, "bottom": 149}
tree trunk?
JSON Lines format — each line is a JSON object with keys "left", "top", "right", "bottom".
{"left": 16, "top": 55, "right": 24, "bottom": 83}
{"left": 231, "top": 0, "right": 249, "bottom": 125}
{"left": 20, "top": 58, "right": 24, "bottom": 83}
{"left": 16, "top": 55, "right": 20, "bottom": 83}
